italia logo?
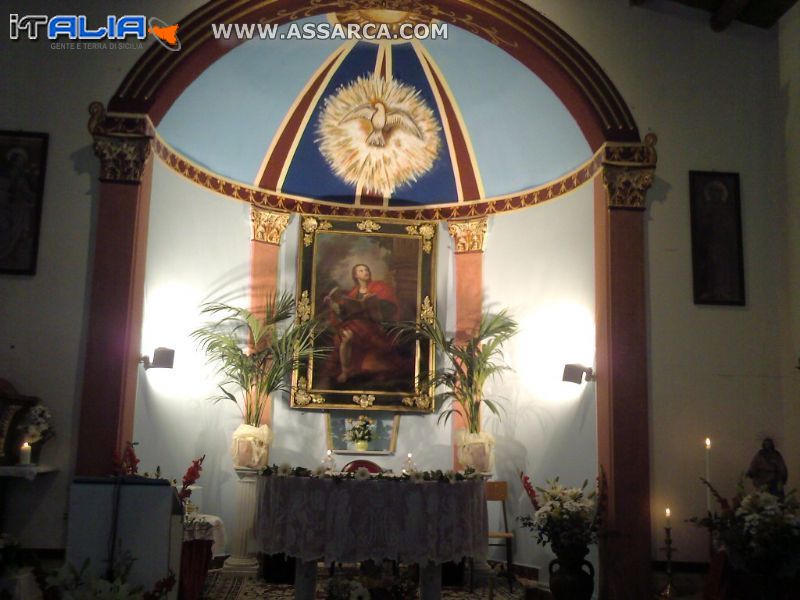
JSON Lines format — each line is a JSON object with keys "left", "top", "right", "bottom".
{"left": 9, "top": 14, "right": 181, "bottom": 51}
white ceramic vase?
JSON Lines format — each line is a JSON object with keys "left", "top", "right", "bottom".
{"left": 456, "top": 430, "right": 495, "bottom": 472}
{"left": 231, "top": 423, "right": 273, "bottom": 469}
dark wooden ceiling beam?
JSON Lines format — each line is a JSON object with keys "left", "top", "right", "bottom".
{"left": 710, "top": 0, "right": 753, "bottom": 30}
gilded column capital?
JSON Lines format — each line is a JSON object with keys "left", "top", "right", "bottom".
{"left": 250, "top": 207, "right": 290, "bottom": 245}
{"left": 600, "top": 133, "right": 658, "bottom": 210}
{"left": 447, "top": 218, "right": 488, "bottom": 253}
{"left": 88, "top": 102, "right": 154, "bottom": 183}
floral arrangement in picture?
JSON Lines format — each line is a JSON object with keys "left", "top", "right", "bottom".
{"left": 345, "top": 415, "right": 375, "bottom": 443}
{"left": 18, "top": 403, "right": 53, "bottom": 444}
{"left": 263, "top": 463, "right": 483, "bottom": 483}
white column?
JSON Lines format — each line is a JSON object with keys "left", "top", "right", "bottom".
{"left": 221, "top": 468, "right": 259, "bottom": 576}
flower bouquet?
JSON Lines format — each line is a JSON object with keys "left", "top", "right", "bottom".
{"left": 519, "top": 473, "right": 599, "bottom": 600}
{"left": 690, "top": 480, "right": 800, "bottom": 588}
{"left": 346, "top": 416, "right": 374, "bottom": 449}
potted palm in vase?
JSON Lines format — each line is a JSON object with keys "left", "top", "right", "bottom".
{"left": 398, "top": 309, "right": 517, "bottom": 471}
{"left": 192, "top": 291, "right": 322, "bottom": 469}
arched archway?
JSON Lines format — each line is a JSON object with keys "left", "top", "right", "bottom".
{"left": 78, "top": 2, "right": 656, "bottom": 597}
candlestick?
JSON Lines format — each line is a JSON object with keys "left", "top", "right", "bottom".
{"left": 402, "top": 452, "right": 415, "bottom": 474}
{"left": 705, "top": 438, "right": 711, "bottom": 512}
{"left": 657, "top": 520, "right": 676, "bottom": 598}
{"left": 20, "top": 442, "right": 31, "bottom": 465}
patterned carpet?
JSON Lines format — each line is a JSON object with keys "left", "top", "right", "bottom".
{"left": 202, "top": 566, "right": 527, "bottom": 599}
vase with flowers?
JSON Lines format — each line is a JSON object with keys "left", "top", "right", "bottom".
{"left": 690, "top": 479, "right": 800, "bottom": 599}
{"left": 396, "top": 310, "right": 517, "bottom": 472}
{"left": 17, "top": 403, "right": 54, "bottom": 463}
{"left": 346, "top": 415, "right": 375, "bottom": 451}
{"left": 519, "top": 473, "right": 599, "bottom": 600}
{"left": 193, "top": 291, "right": 323, "bottom": 469}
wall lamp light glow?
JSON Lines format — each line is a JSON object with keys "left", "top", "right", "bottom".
{"left": 562, "top": 363, "right": 595, "bottom": 384}
{"left": 140, "top": 347, "right": 175, "bottom": 370}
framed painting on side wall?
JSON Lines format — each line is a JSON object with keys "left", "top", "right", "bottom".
{"left": 689, "top": 171, "right": 745, "bottom": 306}
{"left": 291, "top": 216, "right": 437, "bottom": 413}
{"left": 0, "top": 131, "right": 49, "bottom": 275}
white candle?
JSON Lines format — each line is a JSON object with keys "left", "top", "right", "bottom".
{"left": 705, "top": 438, "right": 712, "bottom": 512}
{"left": 665, "top": 507, "right": 671, "bottom": 528}
{"left": 20, "top": 442, "right": 31, "bottom": 465}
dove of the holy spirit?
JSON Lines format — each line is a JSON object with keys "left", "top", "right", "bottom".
{"left": 339, "top": 101, "right": 424, "bottom": 147}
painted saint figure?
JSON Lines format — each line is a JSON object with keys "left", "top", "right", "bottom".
{"left": 323, "top": 263, "right": 406, "bottom": 386}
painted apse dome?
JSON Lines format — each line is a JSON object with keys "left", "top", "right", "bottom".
{"left": 156, "top": 10, "right": 593, "bottom": 212}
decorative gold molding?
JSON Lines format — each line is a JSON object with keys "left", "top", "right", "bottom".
{"left": 152, "top": 134, "right": 602, "bottom": 220}
{"left": 601, "top": 166, "right": 655, "bottom": 209}
{"left": 353, "top": 394, "right": 375, "bottom": 408}
{"left": 405, "top": 223, "right": 437, "bottom": 253}
{"left": 420, "top": 296, "right": 435, "bottom": 325}
{"left": 600, "top": 133, "right": 658, "bottom": 210}
{"left": 250, "top": 207, "right": 290, "bottom": 245}
{"left": 356, "top": 219, "right": 382, "bottom": 233}
{"left": 296, "top": 290, "right": 312, "bottom": 323}
{"left": 293, "top": 376, "right": 325, "bottom": 406}
{"left": 448, "top": 218, "right": 488, "bottom": 253}
{"left": 88, "top": 102, "right": 153, "bottom": 183}
{"left": 402, "top": 394, "right": 432, "bottom": 410}
{"left": 301, "top": 216, "right": 333, "bottom": 246}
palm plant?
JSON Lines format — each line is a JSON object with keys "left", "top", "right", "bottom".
{"left": 192, "top": 291, "right": 323, "bottom": 426}
{"left": 399, "top": 309, "right": 518, "bottom": 433}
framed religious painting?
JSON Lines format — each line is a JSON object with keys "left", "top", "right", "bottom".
{"left": 689, "top": 171, "right": 745, "bottom": 306}
{"left": 326, "top": 411, "right": 400, "bottom": 455}
{"left": 0, "top": 131, "right": 49, "bottom": 275}
{"left": 291, "top": 216, "right": 436, "bottom": 412}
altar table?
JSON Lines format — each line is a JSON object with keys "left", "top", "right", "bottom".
{"left": 256, "top": 475, "right": 488, "bottom": 599}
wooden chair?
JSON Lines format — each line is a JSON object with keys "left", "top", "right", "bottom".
{"left": 471, "top": 480, "right": 514, "bottom": 592}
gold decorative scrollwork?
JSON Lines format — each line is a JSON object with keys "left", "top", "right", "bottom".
{"left": 356, "top": 219, "right": 382, "bottom": 233}
{"left": 601, "top": 165, "right": 655, "bottom": 210}
{"left": 447, "top": 218, "right": 488, "bottom": 253}
{"left": 402, "top": 394, "right": 432, "bottom": 410}
{"left": 420, "top": 296, "right": 435, "bottom": 324}
{"left": 294, "top": 377, "right": 325, "bottom": 406}
{"left": 88, "top": 102, "right": 154, "bottom": 183}
{"left": 405, "top": 222, "right": 436, "bottom": 253}
{"left": 250, "top": 207, "right": 290, "bottom": 245}
{"left": 353, "top": 394, "right": 376, "bottom": 408}
{"left": 296, "top": 290, "right": 312, "bottom": 323}
{"left": 302, "top": 216, "right": 333, "bottom": 246}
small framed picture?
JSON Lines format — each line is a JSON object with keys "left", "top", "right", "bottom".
{"left": 689, "top": 171, "right": 745, "bottom": 306}
{"left": 0, "top": 131, "right": 49, "bottom": 275}
{"left": 326, "top": 411, "right": 400, "bottom": 455}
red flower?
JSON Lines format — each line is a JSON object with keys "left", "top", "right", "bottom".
{"left": 178, "top": 455, "right": 205, "bottom": 502}
{"left": 520, "top": 471, "right": 540, "bottom": 510}
{"left": 112, "top": 442, "right": 140, "bottom": 476}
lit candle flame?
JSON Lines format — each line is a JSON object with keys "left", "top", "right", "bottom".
{"left": 22, "top": 442, "right": 30, "bottom": 449}
{"left": 665, "top": 508, "right": 670, "bottom": 518}
{"left": 705, "top": 438, "right": 711, "bottom": 449}
{"left": 407, "top": 453, "right": 412, "bottom": 459}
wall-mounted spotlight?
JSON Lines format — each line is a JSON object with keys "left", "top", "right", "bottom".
{"left": 562, "top": 363, "right": 595, "bottom": 384}
{"left": 140, "top": 347, "right": 175, "bottom": 370}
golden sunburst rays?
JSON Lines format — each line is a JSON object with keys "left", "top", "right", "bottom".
{"left": 334, "top": 10, "right": 432, "bottom": 36}
{"left": 317, "top": 76, "right": 441, "bottom": 198}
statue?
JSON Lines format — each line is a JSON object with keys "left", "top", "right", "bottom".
{"left": 746, "top": 437, "right": 788, "bottom": 496}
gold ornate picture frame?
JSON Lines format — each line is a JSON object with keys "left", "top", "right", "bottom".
{"left": 291, "top": 216, "right": 436, "bottom": 412}
{"left": 326, "top": 411, "right": 400, "bottom": 455}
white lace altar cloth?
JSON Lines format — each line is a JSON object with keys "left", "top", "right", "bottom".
{"left": 256, "top": 476, "right": 488, "bottom": 565}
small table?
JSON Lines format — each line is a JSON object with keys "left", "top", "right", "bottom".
{"left": 256, "top": 475, "right": 487, "bottom": 599}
